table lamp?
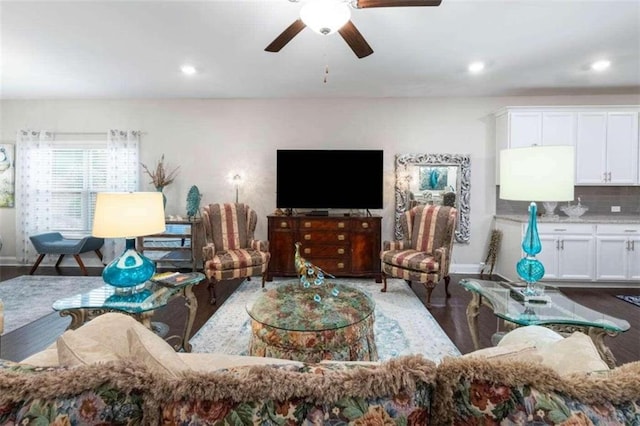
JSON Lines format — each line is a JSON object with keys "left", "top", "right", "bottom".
{"left": 499, "top": 145, "right": 575, "bottom": 296}
{"left": 92, "top": 192, "right": 165, "bottom": 291}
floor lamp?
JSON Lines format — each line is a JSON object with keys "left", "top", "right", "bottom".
{"left": 499, "top": 145, "right": 575, "bottom": 296}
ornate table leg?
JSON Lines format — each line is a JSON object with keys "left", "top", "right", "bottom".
{"left": 59, "top": 309, "right": 86, "bottom": 330}
{"left": 179, "top": 285, "right": 198, "bottom": 352}
{"left": 466, "top": 292, "right": 482, "bottom": 351}
{"left": 588, "top": 327, "right": 619, "bottom": 369}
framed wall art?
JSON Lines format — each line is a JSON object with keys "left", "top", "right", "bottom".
{"left": 0, "top": 143, "right": 15, "bottom": 208}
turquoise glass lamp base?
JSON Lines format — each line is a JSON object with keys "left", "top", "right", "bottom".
{"left": 516, "top": 202, "right": 545, "bottom": 296}
{"left": 102, "top": 238, "right": 156, "bottom": 289}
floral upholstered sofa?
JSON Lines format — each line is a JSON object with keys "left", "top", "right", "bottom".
{"left": 1, "top": 313, "right": 639, "bottom": 425}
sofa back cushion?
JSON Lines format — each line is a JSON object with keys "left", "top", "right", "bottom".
{"left": 152, "top": 354, "right": 437, "bottom": 425}
{"left": 433, "top": 357, "right": 640, "bottom": 425}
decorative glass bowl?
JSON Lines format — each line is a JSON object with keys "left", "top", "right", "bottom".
{"left": 560, "top": 204, "right": 589, "bottom": 219}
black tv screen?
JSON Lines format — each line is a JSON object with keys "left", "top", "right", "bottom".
{"left": 277, "top": 149, "right": 383, "bottom": 210}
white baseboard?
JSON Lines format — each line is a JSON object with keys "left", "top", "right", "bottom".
{"left": 450, "top": 263, "right": 483, "bottom": 274}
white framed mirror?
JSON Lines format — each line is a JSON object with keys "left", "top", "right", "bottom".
{"left": 394, "top": 153, "right": 471, "bottom": 243}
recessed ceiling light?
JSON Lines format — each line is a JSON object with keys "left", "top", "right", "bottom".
{"left": 591, "top": 60, "right": 611, "bottom": 71}
{"left": 468, "top": 61, "right": 485, "bottom": 73}
{"left": 181, "top": 65, "right": 197, "bottom": 75}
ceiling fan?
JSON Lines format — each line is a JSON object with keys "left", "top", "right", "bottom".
{"left": 265, "top": 0, "right": 442, "bottom": 59}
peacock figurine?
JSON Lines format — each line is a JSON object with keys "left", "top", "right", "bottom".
{"left": 294, "top": 242, "right": 335, "bottom": 289}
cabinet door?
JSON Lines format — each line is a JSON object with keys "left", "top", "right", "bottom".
{"left": 542, "top": 112, "right": 576, "bottom": 146}
{"left": 558, "top": 235, "right": 594, "bottom": 280}
{"left": 350, "top": 218, "right": 381, "bottom": 276}
{"left": 595, "top": 236, "right": 628, "bottom": 281}
{"left": 606, "top": 112, "right": 639, "bottom": 184}
{"left": 268, "top": 218, "right": 297, "bottom": 277}
{"left": 576, "top": 112, "right": 607, "bottom": 184}
{"left": 629, "top": 236, "right": 640, "bottom": 281}
{"left": 509, "top": 112, "right": 542, "bottom": 148}
{"left": 538, "top": 235, "right": 559, "bottom": 280}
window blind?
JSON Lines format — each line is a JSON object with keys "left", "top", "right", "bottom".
{"left": 50, "top": 143, "right": 108, "bottom": 233}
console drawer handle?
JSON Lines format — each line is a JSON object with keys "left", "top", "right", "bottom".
{"left": 338, "top": 222, "right": 345, "bottom": 228}
{"left": 337, "top": 248, "right": 345, "bottom": 254}
{"left": 337, "top": 262, "right": 344, "bottom": 269}
{"left": 337, "top": 234, "right": 345, "bottom": 241}
{"left": 304, "top": 248, "right": 311, "bottom": 254}
{"left": 553, "top": 228, "right": 567, "bottom": 232}
{"left": 304, "top": 234, "right": 311, "bottom": 240}
{"left": 279, "top": 222, "right": 288, "bottom": 228}
{"left": 361, "top": 222, "right": 369, "bottom": 228}
{"left": 304, "top": 222, "right": 312, "bottom": 228}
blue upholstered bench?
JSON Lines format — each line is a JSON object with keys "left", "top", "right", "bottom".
{"left": 29, "top": 232, "right": 105, "bottom": 275}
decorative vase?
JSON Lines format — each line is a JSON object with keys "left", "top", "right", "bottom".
{"left": 156, "top": 186, "right": 167, "bottom": 211}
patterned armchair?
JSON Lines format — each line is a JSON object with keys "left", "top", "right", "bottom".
{"left": 380, "top": 205, "right": 457, "bottom": 307}
{"left": 201, "top": 203, "right": 270, "bottom": 305}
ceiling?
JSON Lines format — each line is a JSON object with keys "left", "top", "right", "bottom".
{"left": 1, "top": 0, "right": 639, "bottom": 99}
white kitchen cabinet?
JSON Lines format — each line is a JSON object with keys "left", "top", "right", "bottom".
{"left": 495, "top": 109, "right": 576, "bottom": 183}
{"left": 575, "top": 111, "right": 638, "bottom": 185}
{"left": 494, "top": 218, "right": 596, "bottom": 282}
{"left": 537, "top": 223, "right": 595, "bottom": 281}
{"left": 596, "top": 224, "right": 640, "bottom": 281}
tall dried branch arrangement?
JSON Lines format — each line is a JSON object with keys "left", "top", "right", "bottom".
{"left": 141, "top": 154, "right": 180, "bottom": 189}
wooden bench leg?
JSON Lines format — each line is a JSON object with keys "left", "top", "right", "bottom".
{"left": 29, "top": 254, "right": 46, "bottom": 275}
{"left": 73, "top": 255, "right": 88, "bottom": 276}
{"left": 55, "top": 254, "right": 65, "bottom": 268}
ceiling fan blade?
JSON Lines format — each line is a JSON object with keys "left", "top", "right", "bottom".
{"left": 265, "top": 19, "right": 306, "bottom": 52}
{"left": 354, "top": 0, "right": 441, "bottom": 8}
{"left": 338, "top": 20, "right": 374, "bottom": 59}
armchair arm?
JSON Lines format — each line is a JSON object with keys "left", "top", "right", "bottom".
{"left": 382, "top": 240, "right": 409, "bottom": 251}
{"left": 249, "top": 239, "right": 269, "bottom": 252}
{"left": 434, "top": 246, "right": 451, "bottom": 275}
{"left": 202, "top": 243, "right": 216, "bottom": 261}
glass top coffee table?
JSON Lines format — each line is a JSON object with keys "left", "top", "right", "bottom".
{"left": 458, "top": 278, "right": 630, "bottom": 368}
{"left": 247, "top": 281, "right": 378, "bottom": 362}
{"left": 53, "top": 272, "right": 204, "bottom": 352}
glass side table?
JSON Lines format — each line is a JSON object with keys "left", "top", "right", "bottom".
{"left": 53, "top": 272, "right": 205, "bottom": 352}
{"left": 458, "top": 278, "right": 630, "bottom": 368}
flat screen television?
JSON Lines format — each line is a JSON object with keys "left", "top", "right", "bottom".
{"left": 276, "top": 149, "right": 383, "bottom": 210}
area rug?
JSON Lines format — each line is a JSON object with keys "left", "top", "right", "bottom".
{"left": 0, "top": 275, "right": 104, "bottom": 334}
{"left": 190, "top": 278, "right": 461, "bottom": 362}
{"left": 616, "top": 294, "right": 640, "bottom": 308}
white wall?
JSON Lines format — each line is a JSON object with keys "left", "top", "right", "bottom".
{"left": 1, "top": 94, "right": 637, "bottom": 269}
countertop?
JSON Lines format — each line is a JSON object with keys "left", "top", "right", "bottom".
{"left": 495, "top": 214, "right": 640, "bottom": 224}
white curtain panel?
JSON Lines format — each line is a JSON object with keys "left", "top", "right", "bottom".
{"left": 103, "top": 130, "right": 141, "bottom": 262}
{"left": 15, "top": 130, "right": 55, "bottom": 264}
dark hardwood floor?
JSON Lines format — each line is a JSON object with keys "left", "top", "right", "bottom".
{"left": 1, "top": 266, "right": 638, "bottom": 366}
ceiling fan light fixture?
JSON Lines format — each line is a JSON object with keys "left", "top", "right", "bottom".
{"left": 300, "top": 1, "right": 351, "bottom": 35}
{"left": 591, "top": 59, "right": 611, "bottom": 72}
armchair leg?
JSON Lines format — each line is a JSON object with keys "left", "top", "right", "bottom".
{"left": 208, "top": 279, "right": 217, "bottom": 305}
{"left": 261, "top": 272, "right": 266, "bottom": 288}
{"left": 426, "top": 286, "right": 434, "bottom": 308}
{"left": 55, "top": 255, "right": 65, "bottom": 268}
{"left": 381, "top": 272, "right": 387, "bottom": 292}
{"left": 444, "top": 275, "right": 451, "bottom": 298}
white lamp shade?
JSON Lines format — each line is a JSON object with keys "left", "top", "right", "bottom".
{"left": 92, "top": 192, "right": 166, "bottom": 238}
{"left": 500, "top": 145, "right": 575, "bottom": 202}
{"left": 300, "top": 1, "right": 351, "bottom": 35}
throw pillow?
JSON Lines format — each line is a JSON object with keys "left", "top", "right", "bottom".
{"left": 462, "top": 343, "right": 542, "bottom": 363}
{"left": 497, "top": 325, "right": 564, "bottom": 348}
{"left": 57, "top": 330, "right": 121, "bottom": 366}
{"left": 126, "top": 326, "right": 190, "bottom": 377}
{"left": 180, "top": 353, "right": 304, "bottom": 372}
{"left": 536, "top": 331, "right": 609, "bottom": 375}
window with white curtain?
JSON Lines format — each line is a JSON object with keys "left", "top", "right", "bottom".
{"left": 50, "top": 142, "right": 108, "bottom": 233}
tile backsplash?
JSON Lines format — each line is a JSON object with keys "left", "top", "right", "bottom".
{"left": 496, "top": 186, "right": 640, "bottom": 216}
